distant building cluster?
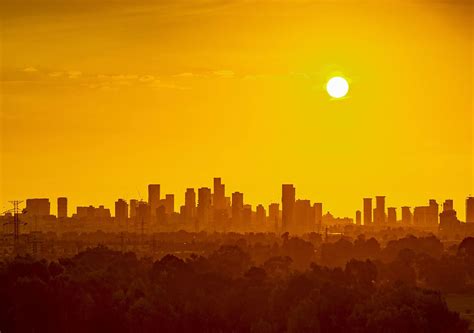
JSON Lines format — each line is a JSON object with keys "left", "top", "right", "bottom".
{"left": 3, "top": 178, "right": 474, "bottom": 237}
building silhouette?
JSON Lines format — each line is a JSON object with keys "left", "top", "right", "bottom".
{"left": 363, "top": 198, "right": 372, "bottom": 225}
{"left": 466, "top": 196, "right": 474, "bottom": 223}
{"left": 57, "top": 197, "right": 67, "bottom": 218}
{"left": 374, "top": 196, "right": 385, "bottom": 224}
{"left": 148, "top": 184, "right": 161, "bottom": 217}
{"left": 282, "top": 184, "right": 295, "bottom": 232}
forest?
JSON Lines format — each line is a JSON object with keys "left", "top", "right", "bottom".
{"left": 1, "top": 235, "right": 473, "bottom": 332}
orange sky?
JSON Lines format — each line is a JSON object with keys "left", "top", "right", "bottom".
{"left": 1, "top": 0, "right": 472, "bottom": 219}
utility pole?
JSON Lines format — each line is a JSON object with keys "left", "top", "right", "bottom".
{"left": 8, "top": 200, "right": 24, "bottom": 253}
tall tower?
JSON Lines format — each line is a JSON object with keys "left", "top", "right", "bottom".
{"left": 148, "top": 184, "right": 160, "bottom": 217}
{"left": 363, "top": 198, "right": 372, "bottom": 225}
{"left": 184, "top": 188, "right": 196, "bottom": 222}
{"left": 466, "top": 197, "right": 474, "bottom": 223}
{"left": 375, "top": 196, "right": 385, "bottom": 224}
{"left": 213, "top": 178, "right": 225, "bottom": 210}
{"left": 57, "top": 197, "right": 68, "bottom": 218}
{"left": 232, "top": 192, "right": 244, "bottom": 227}
{"left": 387, "top": 207, "right": 397, "bottom": 224}
{"left": 401, "top": 206, "right": 412, "bottom": 224}
{"left": 355, "top": 210, "right": 361, "bottom": 225}
{"left": 115, "top": 199, "right": 128, "bottom": 224}
{"left": 282, "top": 184, "right": 295, "bottom": 232}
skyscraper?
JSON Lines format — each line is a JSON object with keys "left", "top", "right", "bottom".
{"left": 148, "top": 184, "right": 160, "bottom": 217}
{"left": 314, "top": 202, "right": 323, "bottom": 232}
{"left": 26, "top": 198, "right": 50, "bottom": 217}
{"left": 213, "top": 178, "right": 225, "bottom": 210}
{"left": 268, "top": 203, "right": 280, "bottom": 230}
{"left": 387, "top": 207, "right": 396, "bottom": 224}
{"left": 164, "top": 194, "right": 175, "bottom": 215}
{"left": 428, "top": 199, "right": 439, "bottom": 225}
{"left": 57, "top": 197, "right": 67, "bottom": 218}
{"left": 198, "top": 187, "right": 212, "bottom": 229}
{"left": 115, "top": 199, "right": 128, "bottom": 224}
{"left": 256, "top": 204, "right": 266, "bottom": 224}
{"left": 184, "top": 188, "right": 196, "bottom": 222}
{"left": 282, "top": 184, "right": 295, "bottom": 232}
{"left": 466, "top": 196, "right": 474, "bottom": 223}
{"left": 232, "top": 192, "right": 244, "bottom": 227}
{"left": 375, "top": 196, "right": 385, "bottom": 224}
{"left": 363, "top": 198, "right": 372, "bottom": 225}
{"left": 443, "top": 199, "right": 454, "bottom": 212}
{"left": 355, "top": 210, "right": 361, "bottom": 225}
{"left": 401, "top": 206, "right": 412, "bottom": 224}
{"left": 129, "top": 199, "right": 138, "bottom": 218}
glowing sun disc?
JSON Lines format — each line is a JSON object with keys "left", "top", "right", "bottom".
{"left": 326, "top": 76, "right": 349, "bottom": 98}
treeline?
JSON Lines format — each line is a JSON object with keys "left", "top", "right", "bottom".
{"left": 1, "top": 236, "right": 474, "bottom": 332}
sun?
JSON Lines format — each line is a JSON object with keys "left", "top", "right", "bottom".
{"left": 326, "top": 76, "right": 349, "bottom": 98}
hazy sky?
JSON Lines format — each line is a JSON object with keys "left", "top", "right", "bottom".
{"left": 1, "top": 0, "right": 472, "bottom": 219}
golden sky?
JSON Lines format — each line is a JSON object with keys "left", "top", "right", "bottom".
{"left": 1, "top": 0, "right": 473, "bottom": 219}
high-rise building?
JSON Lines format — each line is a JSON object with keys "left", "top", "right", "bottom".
{"left": 314, "top": 202, "right": 323, "bottom": 231}
{"left": 428, "top": 199, "right": 439, "bottom": 225}
{"left": 256, "top": 204, "right": 266, "bottom": 224}
{"left": 164, "top": 194, "right": 175, "bottom": 214}
{"left": 401, "top": 206, "right": 412, "bottom": 224}
{"left": 387, "top": 207, "right": 396, "bottom": 224}
{"left": 355, "top": 210, "right": 361, "bottom": 225}
{"left": 115, "top": 199, "right": 128, "bottom": 224}
{"left": 57, "top": 197, "right": 67, "bottom": 218}
{"left": 375, "top": 196, "right": 385, "bottom": 224}
{"left": 130, "top": 199, "right": 138, "bottom": 218}
{"left": 443, "top": 199, "right": 454, "bottom": 212}
{"left": 184, "top": 188, "right": 196, "bottom": 222}
{"left": 363, "top": 198, "right": 372, "bottom": 225}
{"left": 198, "top": 187, "right": 212, "bottom": 229}
{"left": 148, "top": 184, "right": 160, "bottom": 217}
{"left": 466, "top": 197, "right": 474, "bottom": 223}
{"left": 213, "top": 178, "right": 225, "bottom": 210}
{"left": 268, "top": 203, "right": 280, "bottom": 230}
{"left": 295, "top": 199, "right": 311, "bottom": 233}
{"left": 232, "top": 192, "right": 244, "bottom": 226}
{"left": 282, "top": 184, "right": 295, "bottom": 232}
{"left": 26, "top": 198, "right": 50, "bottom": 217}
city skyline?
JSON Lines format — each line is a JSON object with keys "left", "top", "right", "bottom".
{"left": 1, "top": 0, "right": 472, "bottom": 220}
{"left": 11, "top": 178, "right": 474, "bottom": 227}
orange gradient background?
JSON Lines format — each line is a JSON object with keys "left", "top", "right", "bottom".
{"left": 1, "top": 0, "right": 472, "bottom": 219}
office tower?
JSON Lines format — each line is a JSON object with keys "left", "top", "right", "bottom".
{"left": 242, "top": 205, "right": 252, "bottom": 225}
{"left": 148, "top": 184, "right": 160, "bottom": 217}
{"left": 387, "top": 207, "right": 396, "bottom": 224}
{"left": 213, "top": 178, "right": 225, "bottom": 210}
{"left": 184, "top": 188, "right": 196, "bottom": 222}
{"left": 428, "top": 199, "right": 439, "bottom": 225}
{"left": 26, "top": 198, "right": 50, "bottom": 217}
{"left": 164, "top": 194, "right": 174, "bottom": 214}
{"left": 314, "top": 202, "right": 323, "bottom": 231}
{"left": 295, "top": 199, "right": 311, "bottom": 233}
{"left": 129, "top": 199, "right": 138, "bottom": 218}
{"left": 198, "top": 187, "right": 212, "bottom": 229}
{"left": 466, "top": 197, "right": 474, "bottom": 223}
{"left": 355, "top": 210, "right": 361, "bottom": 225}
{"left": 268, "top": 203, "right": 280, "bottom": 230}
{"left": 256, "top": 204, "right": 266, "bottom": 224}
{"left": 443, "top": 199, "right": 454, "bottom": 212}
{"left": 157, "top": 205, "right": 167, "bottom": 224}
{"left": 363, "top": 198, "right": 372, "bottom": 225}
{"left": 232, "top": 192, "right": 244, "bottom": 226}
{"left": 401, "top": 206, "right": 412, "bottom": 224}
{"left": 375, "top": 196, "right": 385, "bottom": 224}
{"left": 413, "top": 206, "right": 429, "bottom": 225}
{"left": 282, "top": 184, "right": 295, "bottom": 232}
{"left": 57, "top": 197, "right": 68, "bottom": 218}
{"left": 136, "top": 201, "right": 151, "bottom": 226}
{"left": 115, "top": 199, "right": 128, "bottom": 224}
